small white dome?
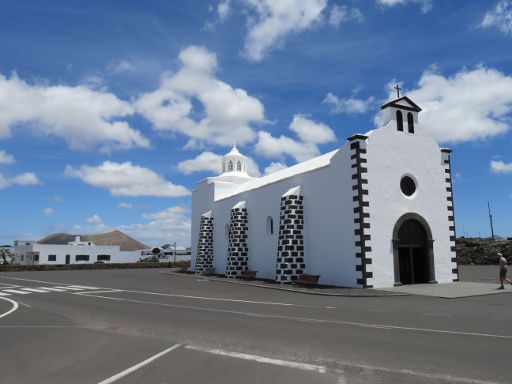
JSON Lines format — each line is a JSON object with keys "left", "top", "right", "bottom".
{"left": 220, "top": 144, "right": 251, "bottom": 177}
{"left": 226, "top": 145, "right": 241, "bottom": 156}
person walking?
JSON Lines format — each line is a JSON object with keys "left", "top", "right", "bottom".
{"left": 498, "top": 253, "right": 512, "bottom": 289}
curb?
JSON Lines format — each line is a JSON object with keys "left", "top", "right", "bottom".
{"left": 159, "top": 271, "right": 407, "bottom": 297}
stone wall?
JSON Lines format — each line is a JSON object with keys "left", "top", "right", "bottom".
{"left": 275, "top": 187, "right": 305, "bottom": 283}
{"left": 195, "top": 213, "right": 214, "bottom": 273}
{"left": 226, "top": 203, "right": 249, "bottom": 277}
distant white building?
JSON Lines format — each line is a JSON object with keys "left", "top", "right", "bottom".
{"left": 13, "top": 233, "right": 147, "bottom": 265}
{"left": 191, "top": 96, "right": 458, "bottom": 288}
{"left": 140, "top": 246, "right": 192, "bottom": 262}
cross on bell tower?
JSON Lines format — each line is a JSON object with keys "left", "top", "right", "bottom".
{"left": 394, "top": 84, "right": 402, "bottom": 98}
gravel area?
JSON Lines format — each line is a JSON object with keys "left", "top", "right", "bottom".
{"left": 458, "top": 264, "right": 503, "bottom": 283}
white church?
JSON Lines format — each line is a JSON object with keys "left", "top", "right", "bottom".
{"left": 190, "top": 96, "right": 458, "bottom": 288}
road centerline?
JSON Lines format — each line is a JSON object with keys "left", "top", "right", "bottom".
{"left": 185, "top": 345, "right": 327, "bottom": 373}
{"left": 74, "top": 292, "right": 512, "bottom": 340}
{"left": 96, "top": 344, "right": 181, "bottom": 384}
{"left": 0, "top": 276, "right": 317, "bottom": 308}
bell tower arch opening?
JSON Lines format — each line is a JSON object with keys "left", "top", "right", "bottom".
{"left": 392, "top": 213, "right": 436, "bottom": 285}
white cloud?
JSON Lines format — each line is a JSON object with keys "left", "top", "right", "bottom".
{"left": 255, "top": 115, "right": 335, "bottom": 162}
{"left": 43, "top": 208, "right": 54, "bottom": 216}
{"left": 323, "top": 92, "right": 375, "bottom": 114}
{"left": 329, "top": 5, "right": 363, "bottom": 28}
{"left": 380, "top": 66, "right": 512, "bottom": 143}
{"left": 255, "top": 131, "right": 318, "bottom": 162}
{"left": 79, "top": 74, "right": 106, "bottom": 90}
{"left": 0, "top": 172, "right": 40, "bottom": 189}
{"left": 217, "top": 0, "right": 232, "bottom": 22}
{"left": 118, "top": 202, "right": 134, "bottom": 209}
{"left": 264, "top": 161, "right": 287, "bottom": 175}
{"left": 64, "top": 161, "right": 190, "bottom": 197}
{"left": 120, "top": 206, "right": 191, "bottom": 247}
{"left": 107, "top": 59, "right": 137, "bottom": 74}
{"left": 11, "top": 172, "right": 40, "bottom": 186}
{"left": 376, "top": 0, "right": 432, "bottom": 13}
{"left": 176, "top": 150, "right": 261, "bottom": 177}
{"left": 491, "top": 160, "right": 512, "bottom": 173}
{"left": 242, "top": 0, "right": 327, "bottom": 62}
{"left": 53, "top": 195, "right": 64, "bottom": 203}
{"left": 176, "top": 151, "right": 222, "bottom": 175}
{"left": 135, "top": 46, "right": 265, "bottom": 147}
{"left": 481, "top": 1, "right": 512, "bottom": 35}
{"left": 86, "top": 214, "right": 102, "bottom": 224}
{"left": 289, "top": 114, "right": 335, "bottom": 144}
{"left": 0, "top": 149, "right": 14, "bottom": 164}
{"left": 142, "top": 206, "right": 184, "bottom": 220}
{"left": 0, "top": 73, "right": 149, "bottom": 151}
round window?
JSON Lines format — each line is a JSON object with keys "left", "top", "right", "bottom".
{"left": 400, "top": 176, "right": 416, "bottom": 197}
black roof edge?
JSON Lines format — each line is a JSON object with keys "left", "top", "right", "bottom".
{"left": 441, "top": 148, "right": 452, "bottom": 153}
{"left": 347, "top": 134, "right": 368, "bottom": 141}
{"left": 380, "top": 96, "right": 422, "bottom": 112}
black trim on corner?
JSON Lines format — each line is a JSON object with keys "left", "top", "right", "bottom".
{"left": 352, "top": 140, "right": 371, "bottom": 289}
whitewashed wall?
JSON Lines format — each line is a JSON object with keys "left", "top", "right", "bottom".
{"left": 192, "top": 143, "right": 359, "bottom": 287}
{"left": 191, "top": 111, "right": 457, "bottom": 288}
{"left": 365, "top": 122, "right": 456, "bottom": 288}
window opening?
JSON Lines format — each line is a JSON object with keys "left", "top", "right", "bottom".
{"left": 396, "top": 110, "right": 403, "bottom": 131}
{"left": 266, "top": 216, "right": 274, "bottom": 235}
{"left": 407, "top": 112, "right": 414, "bottom": 133}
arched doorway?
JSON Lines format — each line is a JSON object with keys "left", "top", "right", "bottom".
{"left": 392, "top": 214, "right": 436, "bottom": 285}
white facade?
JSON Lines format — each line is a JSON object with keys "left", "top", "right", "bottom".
{"left": 13, "top": 242, "right": 144, "bottom": 265}
{"left": 191, "top": 97, "right": 458, "bottom": 288}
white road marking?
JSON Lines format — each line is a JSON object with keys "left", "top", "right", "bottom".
{"left": 1, "top": 276, "right": 70, "bottom": 284}
{"left": 123, "top": 289, "right": 307, "bottom": 307}
{"left": 96, "top": 344, "right": 181, "bottom": 384}
{"left": 18, "top": 302, "right": 31, "bottom": 308}
{"left": 0, "top": 292, "right": 11, "bottom": 296}
{"left": 79, "top": 293, "right": 512, "bottom": 340}
{"left": 68, "top": 285, "right": 100, "bottom": 290}
{"left": 75, "top": 289, "right": 123, "bottom": 295}
{"left": 1, "top": 276, "right": 311, "bottom": 308}
{"left": 37, "top": 287, "right": 66, "bottom": 292}
{"left": 0, "top": 296, "right": 18, "bottom": 319}
{"left": 2, "top": 289, "right": 31, "bottom": 295}
{"left": 185, "top": 345, "right": 327, "bottom": 373}
{"left": 0, "top": 283, "right": 21, "bottom": 288}
{"left": 21, "top": 288, "right": 50, "bottom": 293}
{"left": 52, "top": 286, "right": 86, "bottom": 291}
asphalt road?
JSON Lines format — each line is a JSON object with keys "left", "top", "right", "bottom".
{"left": 1, "top": 268, "right": 511, "bottom": 384}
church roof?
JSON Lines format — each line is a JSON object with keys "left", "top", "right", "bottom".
{"left": 380, "top": 96, "right": 422, "bottom": 112}
{"left": 217, "top": 149, "right": 339, "bottom": 201}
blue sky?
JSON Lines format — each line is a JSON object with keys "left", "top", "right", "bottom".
{"left": 1, "top": 0, "right": 512, "bottom": 247}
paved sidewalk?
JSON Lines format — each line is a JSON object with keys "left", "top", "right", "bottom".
{"left": 162, "top": 270, "right": 512, "bottom": 299}
{"left": 160, "top": 271, "right": 406, "bottom": 297}
{"left": 376, "top": 282, "right": 512, "bottom": 298}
